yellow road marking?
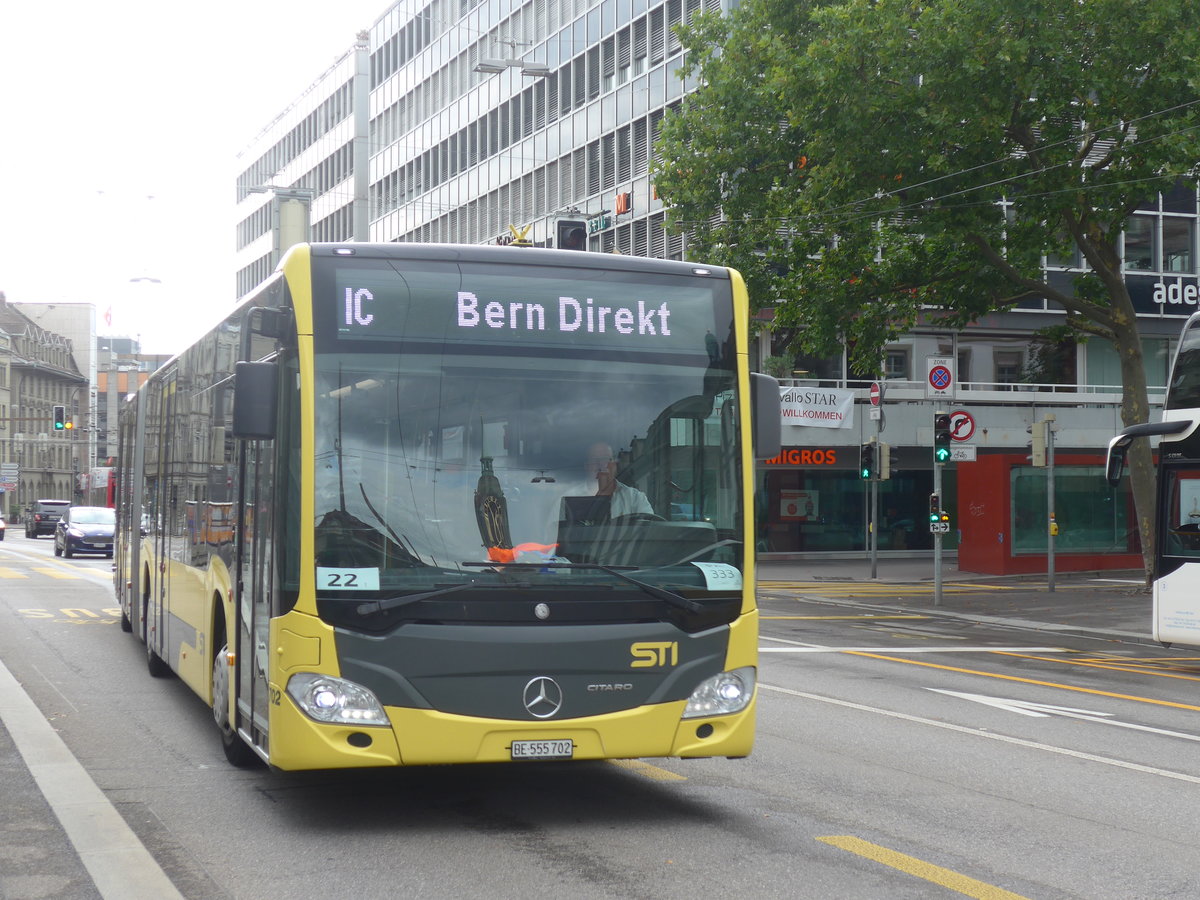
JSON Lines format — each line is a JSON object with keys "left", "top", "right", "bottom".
{"left": 847, "top": 651, "right": 1200, "bottom": 712}
{"left": 994, "top": 652, "right": 1200, "bottom": 683}
{"left": 762, "top": 615, "right": 930, "bottom": 620}
{"left": 31, "top": 567, "right": 83, "bottom": 580}
{"left": 0, "top": 568, "right": 30, "bottom": 579}
{"left": 817, "top": 836, "right": 1030, "bottom": 899}
{"left": 608, "top": 759, "right": 687, "bottom": 781}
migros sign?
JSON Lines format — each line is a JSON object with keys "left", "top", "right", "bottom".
{"left": 764, "top": 448, "right": 839, "bottom": 466}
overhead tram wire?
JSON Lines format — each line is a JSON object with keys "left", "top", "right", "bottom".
{"left": 664, "top": 103, "right": 1200, "bottom": 233}
{"left": 668, "top": 121, "right": 1200, "bottom": 235}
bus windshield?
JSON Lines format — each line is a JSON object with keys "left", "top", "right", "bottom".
{"left": 312, "top": 347, "right": 741, "bottom": 598}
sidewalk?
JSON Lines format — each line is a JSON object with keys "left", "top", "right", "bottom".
{"left": 756, "top": 556, "right": 1154, "bottom": 645}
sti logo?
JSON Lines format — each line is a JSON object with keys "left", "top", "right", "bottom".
{"left": 630, "top": 641, "right": 679, "bottom": 668}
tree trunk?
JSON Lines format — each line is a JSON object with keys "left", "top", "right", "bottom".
{"left": 1112, "top": 317, "right": 1156, "bottom": 581}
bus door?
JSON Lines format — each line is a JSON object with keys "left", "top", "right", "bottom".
{"left": 235, "top": 430, "right": 277, "bottom": 755}
{"left": 148, "top": 371, "right": 178, "bottom": 664}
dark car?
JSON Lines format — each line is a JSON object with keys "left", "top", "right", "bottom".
{"left": 25, "top": 499, "right": 70, "bottom": 538}
{"left": 54, "top": 506, "right": 116, "bottom": 558}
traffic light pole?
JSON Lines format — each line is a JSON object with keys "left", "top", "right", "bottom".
{"left": 870, "top": 466, "right": 879, "bottom": 579}
{"left": 933, "top": 458, "right": 943, "bottom": 606}
{"left": 1047, "top": 415, "right": 1056, "bottom": 593}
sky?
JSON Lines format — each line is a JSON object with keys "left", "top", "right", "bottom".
{"left": 0, "top": 0, "right": 390, "bottom": 355}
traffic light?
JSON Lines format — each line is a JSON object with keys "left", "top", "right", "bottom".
{"left": 928, "top": 492, "right": 941, "bottom": 523}
{"left": 878, "top": 441, "right": 891, "bottom": 481}
{"left": 53, "top": 405, "right": 65, "bottom": 430}
{"left": 555, "top": 218, "right": 588, "bottom": 250}
{"left": 1029, "top": 420, "right": 1047, "bottom": 467}
{"left": 860, "top": 440, "right": 876, "bottom": 479}
{"left": 933, "top": 412, "right": 952, "bottom": 463}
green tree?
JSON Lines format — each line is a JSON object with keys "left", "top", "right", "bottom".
{"left": 654, "top": 0, "right": 1200, "bottom": 576}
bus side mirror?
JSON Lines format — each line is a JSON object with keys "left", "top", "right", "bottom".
{"left": 1104, "top": 436, "right": 1128, "bottom": 487}
{"left": 751, "top": 373, "right": 782, "bottom": 460}
{"left": 232, "top": 361, "right": 278, "bottom": 441}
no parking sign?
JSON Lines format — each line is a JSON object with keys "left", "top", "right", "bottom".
{"left": 925, "top": 356, "right": 954, "bottom": 398}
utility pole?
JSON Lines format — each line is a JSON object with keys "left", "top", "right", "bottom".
{"left": 867, "top": 381, "right": 884, "bottom": 579}
{"left": 932, "top": 411, "right": 953, "bottom": 606}
{"left": 1046, "top": 414, "right": 1057, "bottom": 592}
{"left": 1029, "top": 414, "right": 1057, "bottom": 592}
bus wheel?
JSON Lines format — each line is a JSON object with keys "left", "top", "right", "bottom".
{"left": 120, "top": 606, "right": 133, "bottom": 633}
{"left": 147, "top": 637, "right": 171, "bottom": 678}
{"left": 213, "top": 645, "right": 257, "bottom": 767}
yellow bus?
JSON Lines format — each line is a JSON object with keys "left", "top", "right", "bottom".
{"left": 114, "top": 243, "right": 780, "bottom": 770}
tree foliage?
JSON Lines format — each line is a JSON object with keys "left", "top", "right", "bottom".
{"left": 654, "top": 0, "right": 1200, "bottom": 575}
{"left": 656, "top": 0, "right": 1200, "bottom": 369}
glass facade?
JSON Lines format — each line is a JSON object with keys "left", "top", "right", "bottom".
{"left": 756, "top": 458, "right": 957, "bottom": 554}
{"left": 1011, "top": 465, "right": 1134, "bottom": 555}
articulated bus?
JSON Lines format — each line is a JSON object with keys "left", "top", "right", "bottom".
{"left": 1107, "top": 310, "right": 1200, "bottom": 647}
{"left": 115, "top": 243, "right": 781, "bottom": 770}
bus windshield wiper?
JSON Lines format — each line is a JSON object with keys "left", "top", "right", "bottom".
{"left": 356, "top": 582, "right": 479, "bottom": 615}
{"left": 668, "top": 538, "right": 741, "bottom": 567}
{"left": 462, "top": 561, "right": 702, "bottom": 614}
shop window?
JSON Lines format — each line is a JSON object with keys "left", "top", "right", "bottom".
{"left": 1011, "top": 466, "right": 1135, "bottom": 555}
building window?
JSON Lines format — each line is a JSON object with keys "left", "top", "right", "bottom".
{"left": 1163, "top": 217, "right": 1195, "bottom": 273}
{"left": 1123, "top": 215, "right": 1157, "bottom": 271}
{"left": 994, "top": 350, "right": 1024, "bottom": 386}
{"left": 884, "top": 347, "right": 910, "bottom": 380}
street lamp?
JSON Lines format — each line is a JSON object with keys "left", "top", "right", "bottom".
{"left": 474, "top": 57, "right": 551, "bottom": 77}
{"left": 246, "top": 186, "right": 315, "bottom": 269}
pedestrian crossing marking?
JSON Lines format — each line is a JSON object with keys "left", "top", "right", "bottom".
{"left": 31, "top": 567, "right": 84, "bottom": 580}
{"left": 0, "top": 567, "right": 30, "bottom": 579}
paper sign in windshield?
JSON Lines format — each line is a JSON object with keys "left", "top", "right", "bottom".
{"left": 692, "top": 562, "right": 743, "bottom": 591}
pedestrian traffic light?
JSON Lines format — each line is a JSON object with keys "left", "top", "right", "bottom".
{"left": 555, "top": 218, "right": 588, "bottom": 250}
{"left": 53, "top": 405, "right": 65, "bottom": 430}
{"left": 878, "top": 441, "right": 891, "bottom": 481}
{"left": 860, "top": 441, "right": 875, "bottom": 479}
{"left": 928, "top": 492, "right": 941, "bottom": 523}
{"left": 933, "top": 412, "right": 952, "bottom": 463}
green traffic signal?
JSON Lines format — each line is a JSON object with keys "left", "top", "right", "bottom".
{"left": 859, "top": 442, "right": 875, "bottom": 479}
{"left": 933, "top": 412, "right": 952, "bottom": 462}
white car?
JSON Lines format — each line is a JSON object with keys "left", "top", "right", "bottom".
{"left": 0, "top": 513, "right": 6, "bottom": 540}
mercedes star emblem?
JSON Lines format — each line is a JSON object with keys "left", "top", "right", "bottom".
{"left": 523, "top": 676, "right": 563, "bottom": 719}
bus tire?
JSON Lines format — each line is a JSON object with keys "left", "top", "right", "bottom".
{"left": 147, "top": 641, "right": 171, "bottom": 678}
{"left": 120, "top": 607, "right": 133, "bottom": 633}
{"left": 213, "top": 644, "right": 257, "bottom": 767}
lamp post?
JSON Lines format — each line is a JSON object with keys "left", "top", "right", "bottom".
{"left": 246, "top": 186, "right": 315, "bottom": 270}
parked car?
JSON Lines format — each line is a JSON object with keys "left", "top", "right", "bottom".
{"left": 0, "top": 513, "right": 6, "bottom": 541}
{"left": 25, "top": 499, "right": 70, "bottom": 538}
{"left": 54, "top": 506, "right": 116, "bottom": 558}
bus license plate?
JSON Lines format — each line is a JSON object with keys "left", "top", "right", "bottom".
{"left": 511, "top": 739, "right": 573, "bottom": 760}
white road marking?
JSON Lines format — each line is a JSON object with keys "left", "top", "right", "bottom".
{"left": 930, "top": 688, "right": 1200, "bottom": 743}
{"left": 761, "top": 635, "right": 1064, "bottom": 654}
{"left": 762, "top": 683, "right": 1200, "bottom": 786}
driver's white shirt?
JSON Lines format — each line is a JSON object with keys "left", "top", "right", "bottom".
{"left": 607, "top": 481, "right": 653, "bottom": 519}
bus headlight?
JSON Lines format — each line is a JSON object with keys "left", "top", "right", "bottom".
{"left": 682, "top": 667, "right": 756, "bottom": 718}
{"left": 286, "top": 673, "right": 389, "bottom": 726}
